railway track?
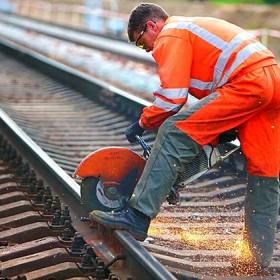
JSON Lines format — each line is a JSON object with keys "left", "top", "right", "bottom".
{"left": 0, "top": 41, "right": 176, "bottom": 280}
{"left": 0, "top": 13, "right": 280, "bottom": 280}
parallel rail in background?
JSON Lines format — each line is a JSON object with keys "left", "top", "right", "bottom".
{"left": 0, "top": 12, "right": 154, "bottom": 65}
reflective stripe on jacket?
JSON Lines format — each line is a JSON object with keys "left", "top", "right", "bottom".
{"left": 140, "top": 16, "right": 275, "bottom": 130}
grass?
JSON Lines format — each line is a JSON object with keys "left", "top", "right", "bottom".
{"left": 210, "top": 0, "right": 265, "bottom": 3}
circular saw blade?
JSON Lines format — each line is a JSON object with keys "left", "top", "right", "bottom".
{"left": 76, "top": 146, "right": 146, "bottom": 212}
{"left": 81, "top": 177, "right": 128, "bottom": 212}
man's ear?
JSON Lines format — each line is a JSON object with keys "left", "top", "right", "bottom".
{"left": 147, "top": 20, "right": 157, "bottom": 31}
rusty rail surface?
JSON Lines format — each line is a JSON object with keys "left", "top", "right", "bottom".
{"left": 0, "top": 20, "right": 280, "bottom": 280}
{"left": 0, "top": 48, "right": 176, "bottom": 279}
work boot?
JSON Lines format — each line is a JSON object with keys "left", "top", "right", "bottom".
{"left": 89, "top": 208, "right": 151, "bottom": 241}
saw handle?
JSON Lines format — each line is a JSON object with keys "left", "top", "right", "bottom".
{"left": 135, "top": 135, "right": 152, "bottom": 159}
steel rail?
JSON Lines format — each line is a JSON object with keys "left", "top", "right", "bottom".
{"left": 0, "top": 34, "right": 179, "bottom": 280}
{"left": 0, "top": 11, "right": 155, "bottom": 65}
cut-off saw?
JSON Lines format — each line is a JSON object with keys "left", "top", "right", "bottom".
{"left": 73, "top": 136, "right": 241, "bottom": 213}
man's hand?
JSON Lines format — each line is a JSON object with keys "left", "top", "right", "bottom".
{"left": 125, "top": 121, "right": 145, "bottom": 143}
{"left": 218, "top": 129, "right": 238, "bottom": 144}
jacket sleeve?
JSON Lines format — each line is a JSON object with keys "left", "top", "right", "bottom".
{"left": 140, "top": 34, "right": 193, "bottom": 130}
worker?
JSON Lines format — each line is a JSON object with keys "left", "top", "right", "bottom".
{"left": 90, "top": 3, "right": 280, "bottom": 273}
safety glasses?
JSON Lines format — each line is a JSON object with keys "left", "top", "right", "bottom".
{"left": 135, "top": 24, "right": 147, "bottom": 49}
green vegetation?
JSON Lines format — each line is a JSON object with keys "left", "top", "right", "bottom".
{"left": 210, "top": 0, "right": 265, "bottom": 3}
{"left": 209, "top": 0, "right": 279, "bottom": 3}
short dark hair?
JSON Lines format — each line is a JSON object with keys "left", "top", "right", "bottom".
{"left": 127, "top": 3, "right": 169, "bottom": 42}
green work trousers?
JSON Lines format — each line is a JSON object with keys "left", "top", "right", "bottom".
{"left": 128, "top": 96, "right": 214, "bottom": 217}
{"left": 245, "top": 174, "right": 279, "bottom": 268}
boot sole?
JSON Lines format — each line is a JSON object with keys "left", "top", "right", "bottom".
{"left": 89, "top": 213, "right": 147, "bottom": 242}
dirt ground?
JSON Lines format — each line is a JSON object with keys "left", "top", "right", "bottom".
{"left": 109, "top": 1, "right": 280, "bottom": 60}
{"left": 110, "top": 0, "right": 280, "bottom": 30}
{"left": 42, "top": 0, "right": 280, "bottom": 29}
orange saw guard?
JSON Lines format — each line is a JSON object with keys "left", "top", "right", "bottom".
{"left": 73, "top": 146, "right": 146, "bottom": 186}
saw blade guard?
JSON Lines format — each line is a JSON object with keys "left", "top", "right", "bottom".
{"left": 73, "top": 147, "right": 146, "bottom": 212}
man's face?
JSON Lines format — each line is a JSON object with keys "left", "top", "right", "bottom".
{"left": 134, "top": 21, "right": 159, "bottom": 53}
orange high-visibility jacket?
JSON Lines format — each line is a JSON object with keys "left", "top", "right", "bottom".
{"left": 140, "top": 16, "right": 275, "bottom": 130}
